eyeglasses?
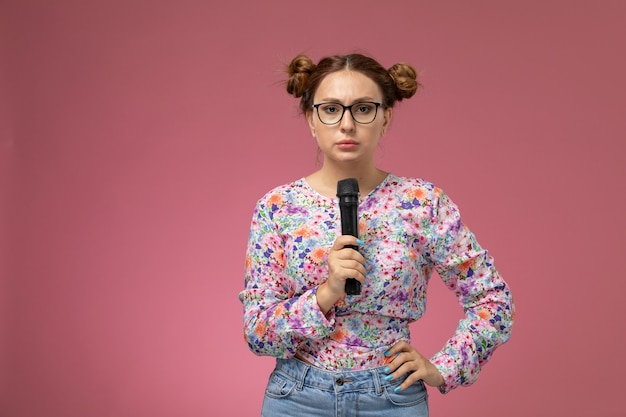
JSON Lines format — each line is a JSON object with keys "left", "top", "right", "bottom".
{"left": 312, "top": 101, "right": 382, "bottom": 125}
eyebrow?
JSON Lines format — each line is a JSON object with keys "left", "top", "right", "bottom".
{"left": 318, "top": 96, "right": 378, "bottom": 103}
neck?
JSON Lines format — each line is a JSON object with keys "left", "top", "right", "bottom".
{"left": 306, "top": 163, "right": 388, "bottom": 198}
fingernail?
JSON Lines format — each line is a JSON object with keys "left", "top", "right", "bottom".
{"left": 356, "top": 239, "right": 364, "bottom": 245}
{"left": 384, "top": 374, "right": 393, "bottom": 381}
{"left": 394, "top": 386, "right": 402, "bottom": 393}
{"left": 384, "top": 367, "right": 390, "bottom": 373}
{"left": 384, "top": 350, "right": 391, "bottom": 357}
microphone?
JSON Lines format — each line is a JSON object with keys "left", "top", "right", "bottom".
{"left": 337, "top": 178, "right": 361, "bottom": 295}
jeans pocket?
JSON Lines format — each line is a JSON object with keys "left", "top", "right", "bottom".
{"left": 264, "top": 371, "right": 297, "bottom": 399}
{"left": 383, "top": 380, "right": 428, "bottom": 407}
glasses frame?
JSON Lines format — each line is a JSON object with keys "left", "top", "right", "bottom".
{"left": 312, "top": 101, "right": 382, "bottom": 125}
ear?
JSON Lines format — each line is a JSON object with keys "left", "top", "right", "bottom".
{"left": 381, "top": 107, "right": 393, "bottom": 136}
{"left": 306, "top": 110, "right": 316, "bottom": 137}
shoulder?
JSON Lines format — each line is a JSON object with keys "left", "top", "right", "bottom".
{"left": 383, "top": 174, "right": 457, "bottom": 213}
{"left": 384, "top": 174, "right": 439, "bottom": 197}
{"left": 254, "top": 178, "right": 307, "bottom": 209}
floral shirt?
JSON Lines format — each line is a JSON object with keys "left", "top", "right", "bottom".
{"left": 238, "top": 174, "right": 514, "bottom": 393}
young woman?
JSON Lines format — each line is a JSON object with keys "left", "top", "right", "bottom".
{"left": 239, "top": 53, "right": 514, "bottom": 416}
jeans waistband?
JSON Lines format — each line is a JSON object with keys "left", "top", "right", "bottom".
{"left": 273, "top": 357, "right": 407, "bottom": 394}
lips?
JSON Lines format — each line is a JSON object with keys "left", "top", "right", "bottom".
{"left": 337, "top": 139, "right": 358, "bottom": 148}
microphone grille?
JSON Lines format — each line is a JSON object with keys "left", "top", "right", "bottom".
{"left": 337, "top": 178, "right": 359, "bottom": 196}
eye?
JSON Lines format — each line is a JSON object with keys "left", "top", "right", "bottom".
{"left": 354, "top": 103, "right": 374, "bottom": 114}
{"left": 320, "top": 103, "right": 341, "bottom": 114}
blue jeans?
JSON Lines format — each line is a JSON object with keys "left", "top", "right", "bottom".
{"left": 261, "top": 357, "right": 429, "bottom": 417}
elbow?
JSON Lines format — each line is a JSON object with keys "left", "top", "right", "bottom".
{"left": 242, "top": 316, "right": 278, "bottom": 357}
{"left": 243, "top": 330, "right": 269, "bottom": 356}
{"left": 242, "top": 318, "right": 265, "bottom": 355}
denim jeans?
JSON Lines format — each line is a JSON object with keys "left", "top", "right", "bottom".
{"left": 261, "top": 357, "right": 429, "bottom": 417}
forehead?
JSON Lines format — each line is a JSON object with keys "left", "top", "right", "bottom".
{"left": 314, "top": 70, "right": 382, "bottom": 101}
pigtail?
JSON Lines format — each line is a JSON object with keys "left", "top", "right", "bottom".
{"left": 388, "top": 63, "right": 420, "bottom": 101}
{"left": 286, "top": 54, "right": 316, "bottom": 98}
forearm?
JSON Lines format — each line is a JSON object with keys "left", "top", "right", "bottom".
{"left": 431, "top": 278, "right": 514, "bottom": 393}
{"left": 242, "top": 287, "right": 335, "bottom": 357}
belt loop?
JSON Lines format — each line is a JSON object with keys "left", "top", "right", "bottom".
{"left": 371, "top": 369, "right": 382, "bottom": 395}
{"left": 296, "top": 361, "right": 309, "bottom": 391}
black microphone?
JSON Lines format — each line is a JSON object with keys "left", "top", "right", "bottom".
{"left": 337, "top": 178, "right": 361, "bottom": 295}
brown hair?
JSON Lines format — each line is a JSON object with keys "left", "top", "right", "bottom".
{"left": 285, "top": 53, "right": 420, "bottom": 114}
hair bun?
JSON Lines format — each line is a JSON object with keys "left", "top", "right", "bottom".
{"left": 286, "top": 54, "right": 316, "bottom": 98}
{"left": 388, "top": 63, "right": 420, "bottom": 100}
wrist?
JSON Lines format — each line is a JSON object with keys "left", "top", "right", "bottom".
{"left": 316, "top": 282, "right": 341, "bottom": 315}
{"left": 425, "top": 360, "right": 445, "bottom": 388}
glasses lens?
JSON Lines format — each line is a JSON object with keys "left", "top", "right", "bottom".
{"left": 317, "top": 103, "right": 344, "bottom": 124}
{"left": 351, "top": 102, "right": 378, "bottom": 124}
{"left": 315, "top": 102, "right": 380, "bottom": 124}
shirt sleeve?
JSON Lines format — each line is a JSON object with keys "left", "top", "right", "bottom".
{"left": 238, "top": 199, "right": 335, "bottom": 358}
{"left": 427, "top": 188, "right": 515, "bottom": 394}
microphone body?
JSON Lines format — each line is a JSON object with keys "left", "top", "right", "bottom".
{"left": 337, "top": 178, "right": 361, "bottom": 295}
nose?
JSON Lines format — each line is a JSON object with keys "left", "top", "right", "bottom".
{"left": 339, "top": 109, "right": 356, "bottom": 132}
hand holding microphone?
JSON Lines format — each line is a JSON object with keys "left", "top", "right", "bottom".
{"left": 315, "top": 179, "right": 366, "bottom": 313}
{"left": 325, "top": 236, "right": 366, "bottom": 298}
{"left": 337, "top": 178, "right": 362, "bottom": 295}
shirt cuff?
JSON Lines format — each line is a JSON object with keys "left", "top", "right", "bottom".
{"left": 310, "top": 286, "right": 336, "bottom": 325}
{"left": 430, "top": 351, "right": 457, "bottom": 394}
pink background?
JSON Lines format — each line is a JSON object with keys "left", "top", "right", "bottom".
{"left": 2, "top": 1, "right": 625, "bottom": 416}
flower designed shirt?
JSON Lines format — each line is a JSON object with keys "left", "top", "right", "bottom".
{"left": 238, "top": 174, "right": 514, "bottom": 393}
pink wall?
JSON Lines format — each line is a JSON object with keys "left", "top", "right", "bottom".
{"left": 2, "top": 1, "right": 625, "bottom": 416}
